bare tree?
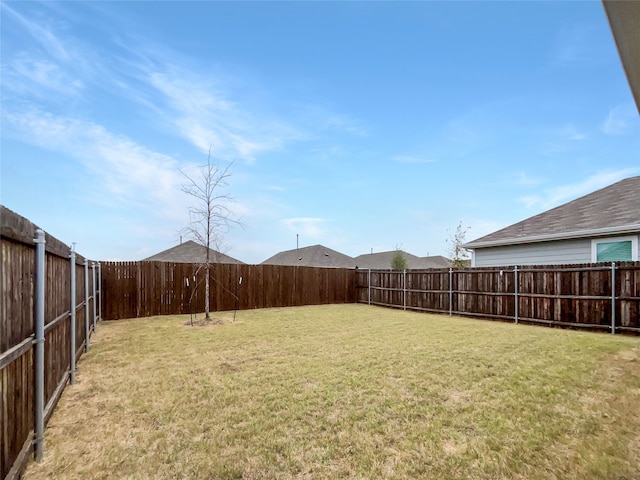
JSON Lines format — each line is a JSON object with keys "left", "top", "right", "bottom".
{"left": 181, "top": 149, "right": 240, "bottom": 320}
{"left": 446, "top": 221, "right": 471, "bottom": 268}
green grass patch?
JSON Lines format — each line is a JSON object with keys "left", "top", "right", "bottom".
{"left": 24, "top": 304, "right": 640, "bottom": 479}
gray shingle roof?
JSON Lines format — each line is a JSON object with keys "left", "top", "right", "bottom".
{"left": 143, "top": 240, "right": 244, "bottom": 264}
{"left": 465, "top": 176, "right": 640, "bottom": 248}
{"left": 261, "top": 244, "right": 356, "bottom": 268}
{"left": 417, "top": 255, "right": 454, "bottom": 269}
{"left": 354, "top": 251, "right": 452, "bottom": 269}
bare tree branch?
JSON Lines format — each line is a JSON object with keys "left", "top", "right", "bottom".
{"left": 180, "top": 148, "right": 242, "bottom": 319}
{"left": 446, "top": 221, "right": 471, "bottom": 268}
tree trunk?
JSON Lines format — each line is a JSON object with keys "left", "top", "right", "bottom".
{"left": 205, "top": 263, "right": 210, "bottom": 319}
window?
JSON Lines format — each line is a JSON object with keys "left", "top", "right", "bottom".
{"left": 591, "top": 236, "right": 638, "bottom": 262}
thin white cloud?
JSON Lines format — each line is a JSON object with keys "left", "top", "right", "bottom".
{"left": 518, "top": 168, "right": 640, "bottom": 211}
{"left": 519, "top": 195, "right": 541, "bottom": 210}
{"left": 558, "top": 123, "right": 587, "bottom": 141}
{"left": 323, "top": 114, "right": 368, "bottom": 136}
{"left": 148, "top": 71, "right": 233, "bottom": 116}
{"left": 280, "top": 217, "right": 328, "bottom": 238}
{"left": 293, "top": 105, "right": 367, "bottom": 138}
{"left": 550, "top": 23, "right": 606, "bottom": 69}
{"left": 3, "top": 3, "right": 302, "bottom": 167}
{"left": 551, "top": 25, "right": 586, "bottom": 67}
{"left": 1, "top": 2, "right": 121, "bottom": 103}
{"left": 513, "top": 171, "right": 544, "bottom": 186}
{"left": 2, "top": 2, "right": 365, "bottom": 172}
{"left": 539, "top": 123, "right": 588, "bottom": 154}
{"left": 466, "top": 219, "right": 505, "bottom": 243}
{"left": 430, "top": 98, "right": 523, "bottom": 159}
{"left": 601, "top": 104, "right": 637, "bottom": 135}
{"left": 3, "top": 55, "right": 84, "bottom": 98}
{"left": 1, "top": 3, "right": 71, "bottom": 61}
{"left": 144, "top": 67, "right": 300, "bottom": 163}
{"left": 1, "top": 4, "right": 91, "bottom": 101}
{"left": 2, "top": 108, "right": 187, "bottom": 220}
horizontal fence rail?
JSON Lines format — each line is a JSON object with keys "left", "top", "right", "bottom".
{"left": 101, "top": 261, "right": 356, "bottom": 320}
{"left": 1, "top": 206, "right": 100, "bottom": 480}
{"left": 356, "top": 263, "right": 640, "bottom": 334}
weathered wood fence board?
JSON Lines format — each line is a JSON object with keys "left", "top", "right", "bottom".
{"left": 356, "top": 263, "right": 639, "bottom": 333}
{"left": 1, "top": 206, "right": 99, "bottom": 480}
{"left": 101, "top": 261, "right": 356, "bottom": 320}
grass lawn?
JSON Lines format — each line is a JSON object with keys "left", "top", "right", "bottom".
{"left": 24, "top": 304, "right": 640, "bottom": 480}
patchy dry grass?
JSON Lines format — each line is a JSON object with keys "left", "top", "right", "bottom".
{"left": 24, "top": 304, "right": 640, "bottom": 479}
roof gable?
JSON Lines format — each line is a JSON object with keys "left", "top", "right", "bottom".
{"left": 261, "top": 244, "right": 356, "bottom": 268}
{"left": 354, "top": 251, "right": 452, "bottom": 269}
{"left": 143, "top": 240, "right": 244, "bottom": 264}
{"left": 354, "top": 250, "right": 419, "bottom": 269}
{"left": 466, "top": 176, "right": 640, "bottom": 248}
{"left": 417, "top": 255, "right": 453, "bottom": 269}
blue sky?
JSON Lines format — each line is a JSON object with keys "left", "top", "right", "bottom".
{"left": 1, "top": 1, "right": 638, "bottom": 263}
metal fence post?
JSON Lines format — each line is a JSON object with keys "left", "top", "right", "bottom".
{"left": 449, "top": 268, "right": 453, "bottom": 316}
{"left": 33, "top": 229, "right": 46, "bottom": 461}
{"left": 69, "top": 244, "right": 76, "bottom": 384}
{"left": 514, "top": 265, "right": 519, "bottom": 324}
{"left": 92, "top": 262, "right": 97, "bottom": 331}
{"left": 84, "top": 260, "right": 90, "bottom": 350}
{"left": 611, "top": 262, "right": 616, "bottom": 335}
{"left": 368, "top": 269, "right": 371, "bottom": 305}
{"left": 98, "top": 262, "right": 102, "bottom": 321}
{"left": 403, "top": 269, "right": 406, "bottom": 311}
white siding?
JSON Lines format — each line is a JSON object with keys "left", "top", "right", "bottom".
{"left": 473, "top": 238, "right": 591, "bottom": 267}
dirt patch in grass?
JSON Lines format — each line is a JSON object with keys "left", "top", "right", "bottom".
{"left": 182, "top": 315, "right": 235, "bottom": 327}
{"left": 23, "top": 304, "right": 640, "bottom": 480}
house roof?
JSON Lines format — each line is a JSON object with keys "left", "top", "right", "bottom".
{"left": 261, "top": 244, "right": 356, "bottom": 268}
{"left": 354, "top": 251, "right": 452, "bottom": 270}
{"left": 603, "top": 0, "right": 640, "bottom": 114}
{"left": 143, "top": 240, "right": 244, "bottom": 264}
{"left": 418, "top": 255, "right": 454, "bottom": 269}
{"left": 465, "top": 176, "right": 640, "bottom": 249}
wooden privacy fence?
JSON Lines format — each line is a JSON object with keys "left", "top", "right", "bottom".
{"left": 101, "top": 261, "right": 356, "bottom": 320}
{"left": 356, "top": 263, "right": 640, "bottom": 334}
{"left": 1, "top": 206, "right": 101, "bottom": 480}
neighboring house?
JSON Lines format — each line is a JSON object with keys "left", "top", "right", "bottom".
{"left": 143, "top": 240, "right": 244, "bottom": 264}
{"left": 418, "top": 255, "right": 454, "bottom": 269}
{"left": 354, "top": 250, "right": 452, "bottom": 270}
{"left": 464, "top": 176, "right": 640, "bottom": 267}
{"left": 261, "top": 244, "right": 356, "bottom": 268}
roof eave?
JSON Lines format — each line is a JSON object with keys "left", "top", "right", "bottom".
{"left": 603, "top": 0, "right": 640, "bottom": 114}
{"left": 464, "top": 224, "right": 640, "bottom": 249}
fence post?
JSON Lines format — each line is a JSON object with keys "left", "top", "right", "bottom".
{"left": 84, "top": 260, "right": 90, "bottom": 350}
{"left": 514, "top": 265, "right": 519, "bottom": 324}
{"left": 403, "top": 269, "right": 406, "bottom": 311}
{"left": 33, "top": 229, "right": 46, "bottom": 461}
{"left": 449, "top": 268, "right": 453, "bottom": 316}
{"left": 92, "top": 262, "right": 97, "bottom": 331}
{"left": 368, "top": 269, "right": 371, "bottom": 305}
{"left": 69, "top": 244, "right": 76, "bottom": 384}
{"left": 98, "top": 262, "right": 102, "bottom": 321}
{"left": 611, "top": 262, "right": 616, "bottom": 335}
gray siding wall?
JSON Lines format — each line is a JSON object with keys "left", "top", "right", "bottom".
{"left": 472, "top": 238, "right": 591, "bottom": 267}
